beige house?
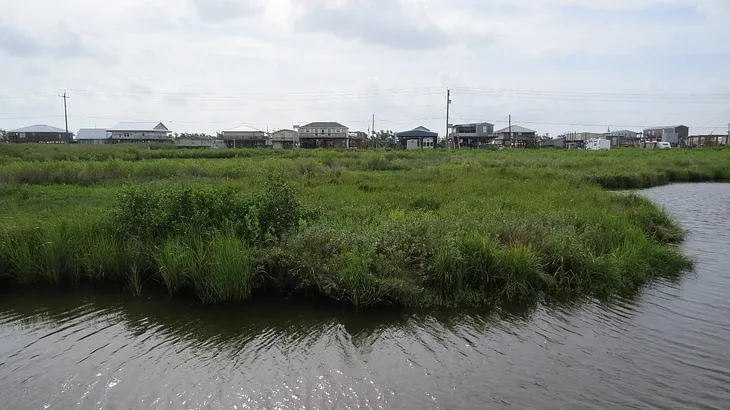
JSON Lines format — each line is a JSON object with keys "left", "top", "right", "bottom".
{"left": 298, "top": 122, "right": 349, "bottom": 149}
{"left": 271, "top": 129, "right": 298, "bottom": 149}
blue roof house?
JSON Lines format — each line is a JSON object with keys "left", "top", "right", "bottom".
{"left": 396, "top": 126, "right": 438, "bottom": 150}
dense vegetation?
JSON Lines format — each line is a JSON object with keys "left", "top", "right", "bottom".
{"left": 1, "top": 144, "right": 727, "bottom": 308}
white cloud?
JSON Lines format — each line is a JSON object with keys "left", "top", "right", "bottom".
{"left": 0, "top": 0, "right": 728, "bottom": 136}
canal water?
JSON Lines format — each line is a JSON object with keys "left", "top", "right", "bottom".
{"left": 1, "top": 183, "right": 729, "bottom": 409}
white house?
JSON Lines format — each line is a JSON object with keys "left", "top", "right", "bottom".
{"left": 75, "top": 128, "right": 108, "bottom": 144}
{"left": 585, "top": 138, "right": 611, "bottom": 150}
{"left": 107, "top": 122, "right": 172, "bottom": 142}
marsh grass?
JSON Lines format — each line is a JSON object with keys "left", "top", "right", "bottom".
{"left": 0, "top": 146, "right": 719, "bottom": 308}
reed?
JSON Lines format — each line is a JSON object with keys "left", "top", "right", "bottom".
{"left": 1, "top": 146, "right": 722, "bottom": 308}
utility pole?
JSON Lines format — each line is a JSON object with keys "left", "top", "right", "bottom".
{"left": 372, "top": 113, "right": 375, "bottom": 138}
{"left": 59, "top": 90, "right": 69, "bottom": 141}
{"left": 508, "top": 114, "right": 512, "bottom": 148}
{"left": 445, "top": 89, "right": 451, "bottom": 149}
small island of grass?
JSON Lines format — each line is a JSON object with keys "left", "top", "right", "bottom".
{"left": 2, "top": 144, "right": 727, "bottom": 308}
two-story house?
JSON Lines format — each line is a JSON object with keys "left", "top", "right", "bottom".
{"left": 270, "top": 129, "right": 298, "bottom": 149}
{"left": 219, "top": 127, "right": 270, "bottom": 148}
{"left": 452, "top": 122, "right": 494, "bottom": 148}
{"left": 8, "top": 124, "right": 73, "bottom": 143}
{"left": 642, "top": 125, "right": 689, "bottom": 147}
{"left": 107, "top": 122, "right": 172, "bottom": 143}
{"left": 493, "top": 125, "right": 537, "bottom": 147}
{"left": 297, "top": 122, "right": 349, "bottom": 149}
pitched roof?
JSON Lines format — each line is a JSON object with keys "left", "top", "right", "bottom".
{"left": 9, "top": 124, "right": 68, "bottom": 133}
{"left": 76, "top": 128, "right": 108, "bottom": 140}
{"left": 108, "top": 122, "right": 169, "bottom": 132}
{"left": 300, "top": 122, "right": 347, "bottom": 129}
{"left": 396, "top": 125, "right": 438, "bottom": 138}
{"left": 271, "top": 129, "right": 295, "bottom": 134}
{"left": 495, "top": 125, "right": 536, "bottom": 134}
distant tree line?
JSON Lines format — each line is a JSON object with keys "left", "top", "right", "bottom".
{"left": 172, "top": 132, "right": 214, "bottom": 139}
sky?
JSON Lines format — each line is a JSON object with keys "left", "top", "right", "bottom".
{"left": 1, "top": 0, "right": 730, "bottom": 137}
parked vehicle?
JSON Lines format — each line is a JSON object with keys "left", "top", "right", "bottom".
{"left": 657, "top": 142, "right": 671, "bottom": 149}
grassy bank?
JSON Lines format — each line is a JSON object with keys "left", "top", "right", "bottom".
{"left": 1, "top": 146, "right": 725, "bottom": 308}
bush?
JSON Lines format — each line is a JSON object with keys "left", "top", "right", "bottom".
{"left": 114, "top": 175, "right": 305, "bottom": 243}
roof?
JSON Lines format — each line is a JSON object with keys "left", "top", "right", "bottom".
{"left": 76, "top": 128, "right": 108, "bottom": 140}
{"left": 108, "top": 122, "right": 169, "bottom": 132}
{"left": 9, "top": 124, "right": 68, "bottom": 133}
{"left": 271, "top": 129, "right": 295, "bottom": 134}
{"left": 300, "top": 122, "right": 347, "bottom": 129}
{"left": 454, "top": 122, "right": 494, "bottom": 127}
{"left": 495, "top": 125, "right": 536, "bottom": 134}
{"left": 396, "top": 125, "right": 438, "bottom": 138}
{"left": 643, "top": 125, "right": 688, "bottom": 130}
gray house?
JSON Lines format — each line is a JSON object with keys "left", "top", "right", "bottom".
{"left": 8, "top": 125, "right": 73, "bottom": 143}
{"left": 452, "top": 122, "right": 494, "bottom": 148}
{"left": 643, "top": 125, "right": 689, "bottom": 146}
{"left": 76, "top": 128, "right": 109, "bottom": 144}
{"left": 605, "top": 129, "right": 639, "bottom": 147}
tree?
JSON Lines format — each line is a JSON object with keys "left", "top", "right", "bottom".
{"left": 368, "top": 130, "right": 396, "bottom": 148}
{"left": 0, "top": 129, "right": 6, "bottom": 142}
{"left": 175, "top": 132, "right": 214, "bottom": 139}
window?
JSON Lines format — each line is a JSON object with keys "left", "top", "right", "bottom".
{"left": 482, "top": 126, "right": 488, "bottom": 133}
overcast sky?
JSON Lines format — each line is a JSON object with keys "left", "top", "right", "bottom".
{"left": 1, "top": 0, "right": 729, "bottom": 137}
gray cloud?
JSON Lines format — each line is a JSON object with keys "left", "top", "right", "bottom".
{"left": 193, "top": 0, "right": 263, "bottom": 22}
{"left": 54, "top": 24, "right": 103, "bottom": 60}
{"left": 0, "top": 19, "right": 44, "bottom": 57}
{"left": 0, "top": 19, "right": 101, "bottom": 60}
{"left": 295, "top": 0, "right": 454, "bottom": 50}
{"left": 21, "top": 64, "right": 49, "bottom": 77}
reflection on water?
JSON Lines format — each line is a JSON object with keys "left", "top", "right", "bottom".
{"left": 2, "top": 183, "right": 730, "bottom": 409}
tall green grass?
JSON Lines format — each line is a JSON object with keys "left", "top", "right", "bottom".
{"left": 0, "top": 146, "right": 718, "bottom": 308}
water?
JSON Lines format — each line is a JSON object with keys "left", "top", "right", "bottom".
{"left": 2, "top": 183, "right": 730, "bottom": 409}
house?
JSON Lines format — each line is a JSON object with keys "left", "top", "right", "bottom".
{"left": 8, "top": 125, "right": 73, "bottom": 143}
{"left": 452, "top": 122, "right": 494, "bottom": 148}
{"left": 585, "top": 138, "right": 611, "bottom": 150}
{"left": 685, "top": 134, "right": 729, "bottom": 147}
{"left": 107, "top": 122, "right": 172, "bottom": 143}
{"left": 564, "top": 132, "right": 603, "bottom": 142}
{"left": 542, "top": 137, "right": 565, "bottom": 148}
{"left": 270, "top": 129, "right": 298, "bottom": 149}
{"left": 605, "top": 130, "right": 639, "bottom": 147}
{"left": 493, "top": 125, "right": 537, "bottom": 147}
{"left": 348, "top": 131, "right": 368, "bottom": 149}
{"left": 297, "top": 122, "right": 349, "bottom": 149}
{"left": 75, "top": 128, "right": 108, "bottom": 144}
{"left": 396, "top": 126, "right": 437, "bottom": 150}
{"left": 642, "top": 125, "right": 689, "bottom": 147}
{"left": 218, "top": 127, "right": 270, "bottom": 148}
{"left": 175, "top": 135, "right": 218, "bottom": 148}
